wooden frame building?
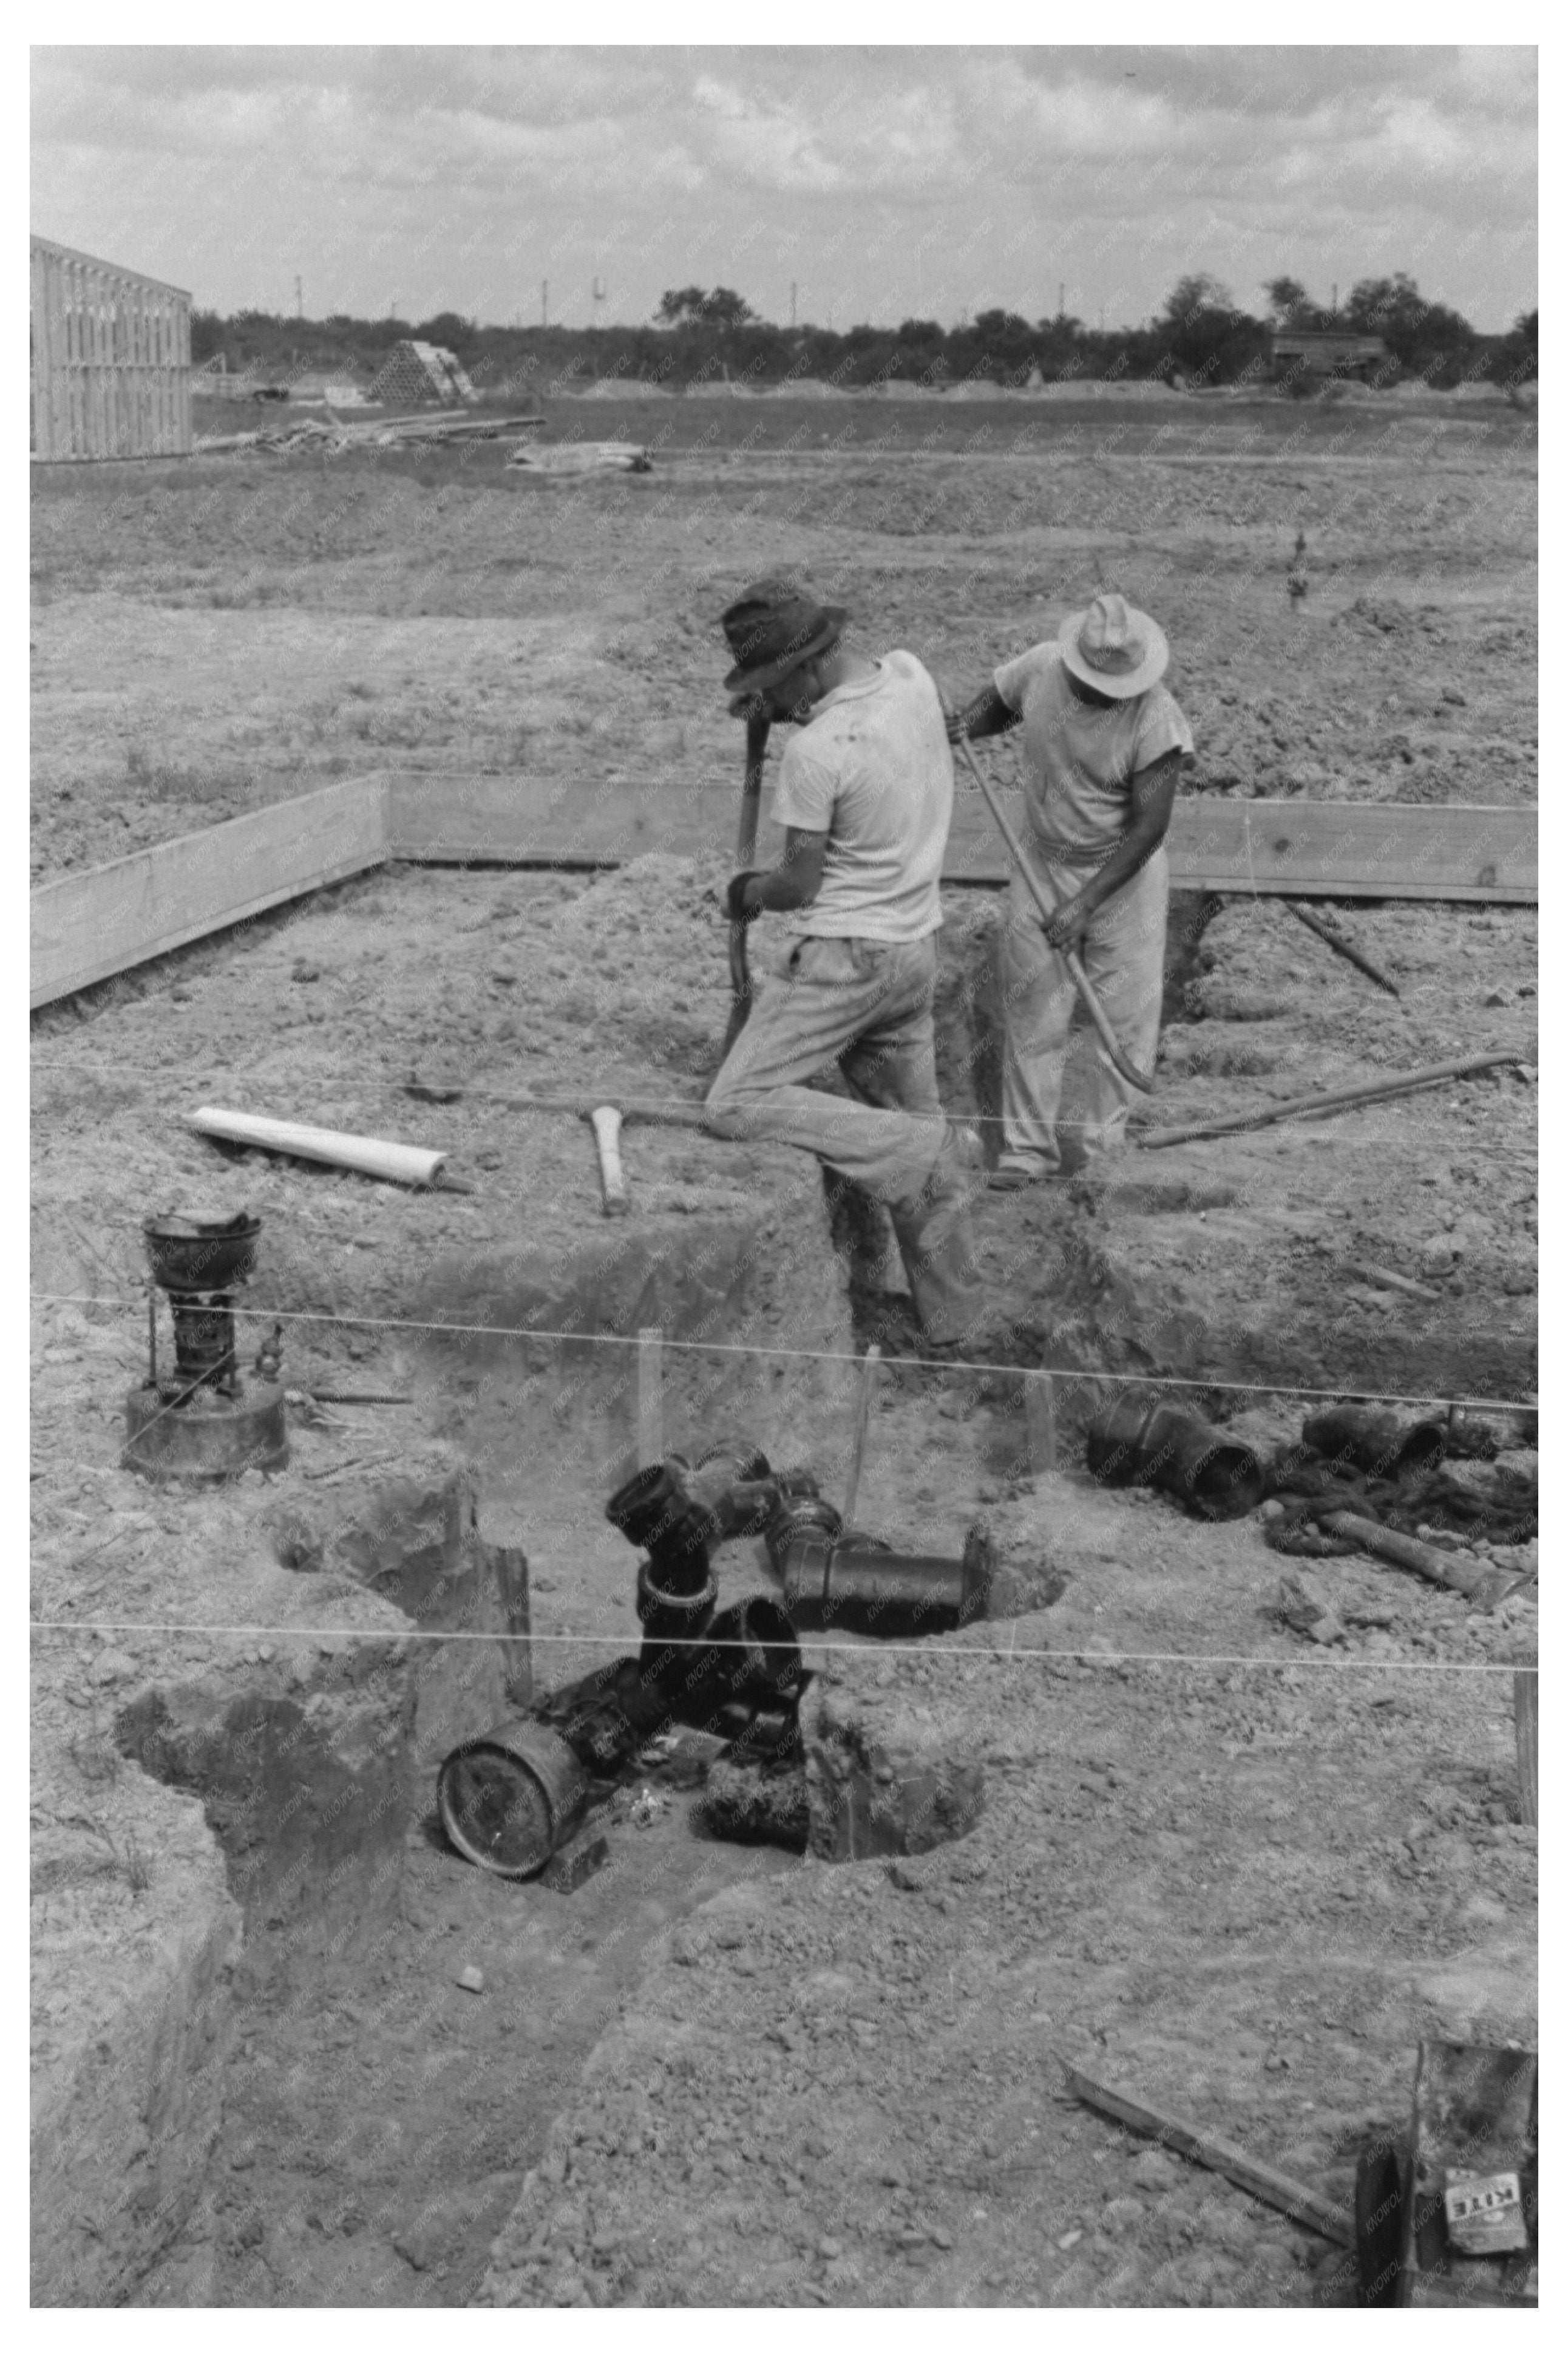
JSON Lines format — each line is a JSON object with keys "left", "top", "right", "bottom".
{"left": 30, "top": 234, "right": 192, "bottom": 462}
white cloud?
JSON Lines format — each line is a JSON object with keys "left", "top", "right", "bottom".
{"left": 29, "top": 43, "right": 1538, "bottom": 330}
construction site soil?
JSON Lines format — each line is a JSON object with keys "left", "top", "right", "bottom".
{"left": 31, "top": 389, "right": 1536, "bottom": 2307}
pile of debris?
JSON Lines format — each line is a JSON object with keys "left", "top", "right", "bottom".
{"left": 1081, "top": 1384, "right": 1536, "bottom": 1619}
{"left": 505, "top": 440, "right": 653, "bottom": 475}
{"left": 194, "top": 409, "right": 545, "bottom": 459}
{"left": 367, "top": 339, "right": 478, "bottom": 407}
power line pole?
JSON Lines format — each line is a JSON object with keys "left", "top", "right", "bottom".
{"left": 1059, "top": 281, "right": 1065, "bottom": 320}
{"left": 541, "top": 278, "right": 549, "bottom": 328}
{"left": 295, "top": 274, "right": 303, "bottom": 321}
{"left": 790, "top": 280, "right": 798, "bottom": 329}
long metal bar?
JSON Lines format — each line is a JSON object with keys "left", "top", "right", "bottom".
{"left": 1137, "top": 1052, "right": 1519, "bottom": 1150}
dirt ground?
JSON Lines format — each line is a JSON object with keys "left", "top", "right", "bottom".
{"left": 30, "top": 387, "right": 1536, "bottom": 2308}
{"left": 30, "top": 392, "right": 1536, "bottom": 884}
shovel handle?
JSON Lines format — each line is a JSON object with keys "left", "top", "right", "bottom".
{"left": 721, "top": 713, "right": 771, "bottom": 1060}
{"left": 738, "top": 711, "right": 770, "bottom": 863}
{"left": 949, "top": 723, "right": 1155, "bottom": 1096}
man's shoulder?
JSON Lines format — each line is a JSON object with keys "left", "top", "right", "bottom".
{"left": 1139, "top": 679, "right": 1195, "bottom": 735}
{"left": 997, "top": 639, "right": 1064, "bottom": 696}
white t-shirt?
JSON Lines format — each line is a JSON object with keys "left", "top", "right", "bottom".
{"left": 993, "top": 640, "right": 1194, "bottom": 866}
{"left": 770, "top": 651, "right": 953, "bottom": 942}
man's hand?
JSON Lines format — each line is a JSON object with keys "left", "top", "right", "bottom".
{"left": 725, "top": 871, "right": 765, "bottom": 924}
{"left": 947, "top": 684, "right": 1019, "bottom": 745}
{"left": 1044, "top": 891, "right": 1096, "bottom": 958}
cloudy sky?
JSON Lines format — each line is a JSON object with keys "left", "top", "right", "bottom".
{"left": 31, "top": 44, "right": 1536, "bottom": 332}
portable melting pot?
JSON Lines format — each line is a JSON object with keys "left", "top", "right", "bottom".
{"left": 122, "top": 1211, "right": 288, "bottom": 1481}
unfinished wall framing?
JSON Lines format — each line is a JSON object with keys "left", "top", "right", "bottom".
{"left": 30, "top": 234, "right": 193, "bottom": 463}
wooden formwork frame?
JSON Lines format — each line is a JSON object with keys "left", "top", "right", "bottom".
{"left": 28, "top": 780, "right": 1537, "bottom": 1011}
{"left": 30, "top": 235, "right": 192, "bottom": 463}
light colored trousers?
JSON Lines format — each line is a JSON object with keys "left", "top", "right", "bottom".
{"left": 704, "top": 932, "right": 948, "bottom": 1208}
{"left": 995, "top": 846, "right": 1169, "bottom": 1173}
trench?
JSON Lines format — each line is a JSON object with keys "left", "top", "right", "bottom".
{"left": 36, "top": 871, "right": 1535, "bottom": 2306}
{"left": 100, "top": 1157, "right": 855, "bottom": 2308}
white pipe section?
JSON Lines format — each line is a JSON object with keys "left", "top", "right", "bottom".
{"left": 189, "top": 1106, "right": 448, "bottom": 1188}
{"left": 590, "top": 1105, "right": 628, "bottom": 1216}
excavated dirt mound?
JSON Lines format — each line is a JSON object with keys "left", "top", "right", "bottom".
{"left": 476, "top": 1643, "right": 1536, "bottom": 2311}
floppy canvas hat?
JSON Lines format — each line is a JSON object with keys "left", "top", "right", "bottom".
{"left": 1059, "top": 592, "right": 1169, "bottom": 698}
{"left": 722, "top": 578, "right": 849, "bottom": 695}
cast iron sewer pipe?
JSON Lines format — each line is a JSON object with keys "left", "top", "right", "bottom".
{"left": 1086, "top": 1386, "right": 1267, "bottom": 1522}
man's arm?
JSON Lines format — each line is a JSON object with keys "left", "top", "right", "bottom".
{"left": 947, "top": 683, "right": 1019, "bottom": 743}
{"left": 731, "top": 827, "right": 828, "bottom": 917}
{"left": 1042, "top": 754, "right": 1181, "bottom": 956}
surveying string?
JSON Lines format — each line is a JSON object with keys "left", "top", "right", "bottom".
{"left": 24, "top": 1619, "right": 1528, "bottom": 1677}
{"left": 30, "top": 1290, "right": 1533, "bottom": 1417}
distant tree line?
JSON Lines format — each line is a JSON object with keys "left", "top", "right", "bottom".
{"left": 190, "top": 274, "right": 1538, "bottom": 395}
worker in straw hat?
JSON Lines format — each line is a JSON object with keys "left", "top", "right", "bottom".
{"left": 949, "top": 593, "right": 1194, "bottom": 1186}
{"left": 704, "top": 577, "right": 986, "bottom": 1349}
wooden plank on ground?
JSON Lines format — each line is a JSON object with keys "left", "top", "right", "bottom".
{"left": 1064, "top": 2065, "right": 1354, "bottom": 2246}
{"left": 30, "top": 777, "right": 389, "bottom": 1008}
{"left": 385, "top": 774, "right": 1536, "bottom": 902}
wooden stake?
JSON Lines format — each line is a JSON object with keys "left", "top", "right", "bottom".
{"left": 1064, "top": 2065, "right": 1353, "bottom": 2247}
{"left": 637, "top": 1327, "right": 664, "bottom": 1470}
{"left": 842, "top": 1343, "right": 882, "bottom": 1533}
{"left": 491, "top": 1545, "right": 533, "bottom": 1711}
{"left": 1515, "top": 1669, "right": 1538, "bottom": 1828}
{"left": 1282, "top": 897, "right": 1401, "bottom": 997}
{"left": 1025, "top": 1371, "right": 1058, "bottom": 1473}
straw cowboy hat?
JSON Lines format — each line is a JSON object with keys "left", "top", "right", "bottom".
{"left": 721, "top": 577, "right": 849, "bottom": 696}
{"left": 1059, "top": 592, "right": 1169, "bottom": 699}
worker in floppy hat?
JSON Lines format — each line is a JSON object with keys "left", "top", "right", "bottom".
{"left": 949, "top": 593, "right": 1193, "bottom": 1185}
{"left": 705, "top": 577, "right": 986, "bottom": 1348}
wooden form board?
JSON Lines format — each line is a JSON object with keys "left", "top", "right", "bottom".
{"left": 387, "top": 772, "right": 1537, "bottom": 904}
{"left": 30, "top": 774, "right": 1536, "bottom": 1009}
{"left": 30, "top": 778, "right": 388, "bottom": 1008}
{"left": 30, "top": 234, "right": 192, "bottom": 462}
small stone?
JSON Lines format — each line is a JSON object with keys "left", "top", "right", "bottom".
{"left": 1057, "top": 2228, "right": 1083, "bottom": 2250}
{"left": 456, "top": 1964, "right": 485, "bottom": 1994}
{"left": 817, "top": 2236, "right": 843, "bottom": 2259}
{"left": 89, "top": 1648, "right": 137, "bottom": 1685}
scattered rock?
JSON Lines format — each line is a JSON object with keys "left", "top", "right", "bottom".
{"left": 260, "top": 1505, "right": 324, "bottom": 1575}
{"left": 1275, "top": 1570, "right": 1346, "bottom": 1646}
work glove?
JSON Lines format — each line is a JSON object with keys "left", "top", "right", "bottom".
{"left": 726, "top": 871, "right": 765, "bottom": 924}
